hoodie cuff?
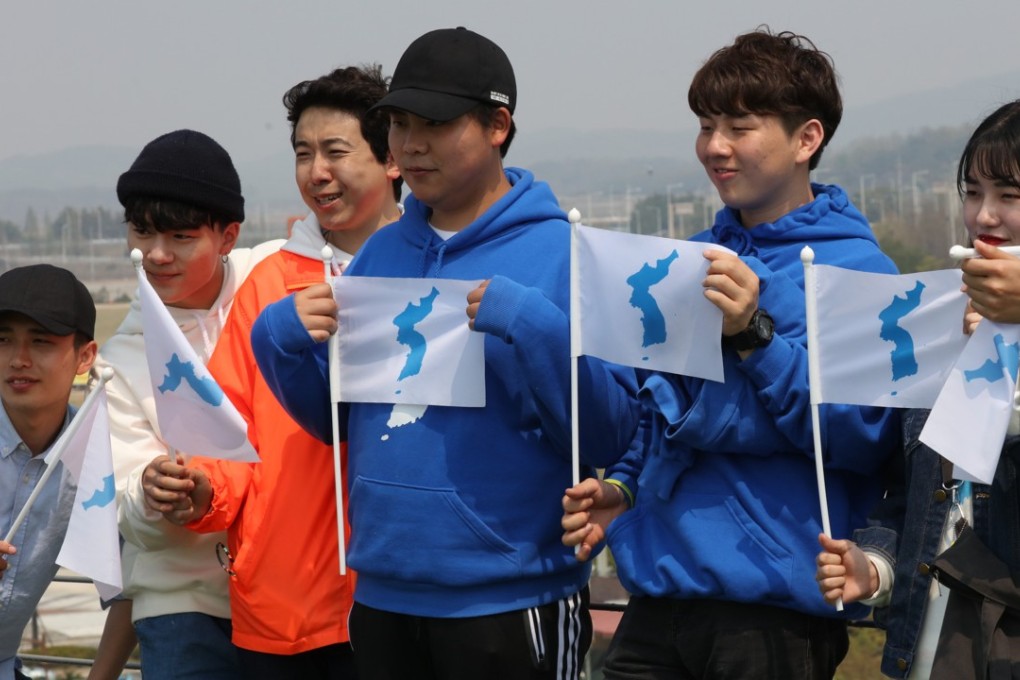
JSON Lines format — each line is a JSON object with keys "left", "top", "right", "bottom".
{"left": 263, "top": 294, "right": 321, "bottom": 354}
{"left": 473, "top": 275, "right": 529, "bottom": 342}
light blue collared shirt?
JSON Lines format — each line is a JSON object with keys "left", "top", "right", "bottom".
{"left": 0, "top": 402, "right": 75, "bottom": 678}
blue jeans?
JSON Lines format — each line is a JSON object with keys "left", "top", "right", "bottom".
{"left": 134, "top": 612, "right": 242, "bottom": 680}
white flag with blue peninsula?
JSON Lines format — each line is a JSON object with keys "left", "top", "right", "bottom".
{"left": 575, "top": 225, "right": 727, "bottom": 381}
{"left": 135, "top": 256, "right": 258, "bottom": 462}
{"left": 812, "top": 266, "right": 967, "bottom": 407}
{"left": 334, "top": 276, "right": 486, "bottom": 406}
{"left": 53, "top": 388, "right": 122, "bottom": 600}
{"left": 920, "top": 320, "right": 1020, "bottom": 484}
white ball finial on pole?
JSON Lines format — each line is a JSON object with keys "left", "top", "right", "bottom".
{"left": 322, "top": 245, "right": 334, "bottom": 281}
{"left": 949, "top": 245, "right": 968, "bottom": 260}
{"left": 130, "top": 248, "right": 143, "bottom": 268}
{"left": 568, "top": 208, "right": 581, "bottom": 225}
{"left": 800, "top": 245, "right": 815, "bottom": 265}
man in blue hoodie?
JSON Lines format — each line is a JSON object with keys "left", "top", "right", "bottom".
{"left": 250, "top": 27, "right": 638, "bottom": 680}
{"left": 561, "top": 29, "right": 901, "bottom": 679}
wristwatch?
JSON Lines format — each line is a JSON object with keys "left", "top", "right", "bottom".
{"left": 723, "top": 309, "right": 774, "bottom": 352}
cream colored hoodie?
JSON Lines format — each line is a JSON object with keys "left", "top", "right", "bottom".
{"left": 96, "top": 240, "right": 281, "bottom": 623}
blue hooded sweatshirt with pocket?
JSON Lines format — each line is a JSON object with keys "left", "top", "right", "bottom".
{"left": 605, "top": 183, "right": 901, "bottom": 620}
{"left": 252, "top": 168, "right": 639, "bottom": 618}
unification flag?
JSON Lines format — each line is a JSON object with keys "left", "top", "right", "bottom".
{"left": 920, "top": 320, "right": 1020, "bottom": 484}
{"left": 575, "top": 225, "right": 727, "bottom": 381}
{"left": 334, "top": 276, "right": 486, "bottom": 406}
{"left": 812, "top": 265, "right": 967, "bottom": 407}
{"left": 52, "top": 388, "right": 122, "bottom": 600}
{"left": 135, "top": 258, "right": 258, "bottom": 462}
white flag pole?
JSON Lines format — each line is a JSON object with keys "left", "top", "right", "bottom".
{"left": 4, "top": 367, "right": 114, "bottom": 544}
{"left": 323, "top": 246, "right": 347, "bottom": 575}
{"left": 801, "top": 246, "right": 843, "bottom": 611}
{"left": 949, "top": 244, "right": 1020, "bottom": 260}
{"left": 568, "top": 209, "right": 582, "bottom": 492}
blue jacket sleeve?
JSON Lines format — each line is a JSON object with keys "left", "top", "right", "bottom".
{"left": 473, "top": 274, "right": 640, "bottom": 468}
{"left": 250, "top": 294, "right": 338, "bottom": 444}
{"left": 605, "top": 405, "right": 655, "bottom": 503}
{"left": 653, "top": 257, "right": 899, "bottom": 476}
{"left": 851, "top": 455, "right": 906, "bottom": 566}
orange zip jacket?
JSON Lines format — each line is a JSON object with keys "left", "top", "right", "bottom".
{"left": 188, "top": 242, "right": 354, "bottom": 655}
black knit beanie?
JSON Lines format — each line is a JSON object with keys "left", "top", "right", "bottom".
{"left": 117, "top": 129, "right": 245, "bottom": 223}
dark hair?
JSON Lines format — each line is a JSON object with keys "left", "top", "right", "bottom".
{"left": 123, "top": 196, "right": 232, "bottom": 233}
{"left": 957, "top": 100, "right": 1020, "bottom": 197}
{"left": 465, "top": 104, "right": 517, "bottom": 158}
{"left": 688, "top": 27, "right": 842, "bottom": 170}
{"left": 74, "top": 332, "right": 92, "bottom": 350}
{"left": 283, "top": 64, "right": 402, "bottom": 201}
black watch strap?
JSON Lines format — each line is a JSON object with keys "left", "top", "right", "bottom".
{"left": 723, "top": 309, "right": 774, "bottom": 352}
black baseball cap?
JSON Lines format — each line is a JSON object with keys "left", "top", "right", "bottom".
{"left": 370, "top": 27, "right": 516, "bottom": 122}
{"left": 0, "top": 265, "right": 96, "bottom": 339}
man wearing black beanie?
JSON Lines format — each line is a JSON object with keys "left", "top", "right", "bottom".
{"left": 117, "top": 129, "right": 245, "bottom": 227}
{"left": 91, "top": 129, "right": 280, "bottom": 680}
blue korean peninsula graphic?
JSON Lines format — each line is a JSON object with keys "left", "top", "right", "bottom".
{"left": 626, "top": 250, "right": 680, "bottom": 354}
{"left": 82, "top": 474, "right": 116, "bottom": 510}
{"left": 158, "top": 354, "right": 224, "bottom": 406}
{"left": 878, "top": 280, "right": 925, "bottom": 382}
{"left": 963, "top": 334, "right": 1020, "bottom": 384}
{"left": 394, "top": 287, "right": 440, "bottom": 381}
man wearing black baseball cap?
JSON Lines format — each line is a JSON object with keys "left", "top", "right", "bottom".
{"left": 0, "top": 265, "right": 98, "bottom": 678}
{"left": 252, "top": 26, "right": 639, "bottom": 680}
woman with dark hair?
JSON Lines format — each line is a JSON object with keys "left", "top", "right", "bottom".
{"left": 817, "top": 100, "right": 1020, "bottom": 679}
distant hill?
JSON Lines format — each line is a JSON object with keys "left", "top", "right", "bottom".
{"left": 0, "top": 70, "right": 1016, "bottom": 223}
{"left": 835, "top": 69, "right": 1020, "bottom": 151}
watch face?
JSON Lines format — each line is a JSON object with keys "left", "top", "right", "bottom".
{"left": 723, "top": 309, "right": 774, "bottom": 351}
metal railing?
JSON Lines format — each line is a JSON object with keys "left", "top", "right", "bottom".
{"left": 20, "top": 573, "right": 141, "bottom": 674}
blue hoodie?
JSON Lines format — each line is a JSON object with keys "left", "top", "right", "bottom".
{"left": 252, "top": 168, "right": 639, "bottom": 618}
{"left": 606, "top": 184, "right": 901, "bottom": 620}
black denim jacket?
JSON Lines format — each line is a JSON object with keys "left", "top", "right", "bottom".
{"left": 854, "top": 408, "right": 1020, "bottom": 678}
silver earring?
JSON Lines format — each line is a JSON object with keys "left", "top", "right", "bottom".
{"left": 221, "top": 255, "right": 229, "bottom": 264}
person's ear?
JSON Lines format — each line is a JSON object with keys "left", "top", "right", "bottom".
{"left": 76, "top": 340, "right": 98, "bottom": 377}
{"left": 384, "top": 152, "right": 401, "bottom": 181}
{"left": 488, "top": 107, "right": 512, "bottom": 149}
{"left": 795, "top": 119, "right": 824, "bottom": 165}
{"left": 219, "top": 222, "right": 241, "bottom": 254}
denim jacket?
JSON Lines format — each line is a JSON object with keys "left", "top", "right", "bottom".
{"left": 854, "top": 408, "right": 1020, "bottom": 678}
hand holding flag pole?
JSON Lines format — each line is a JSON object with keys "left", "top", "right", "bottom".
{"left": 801, "top": 246, "right": 843, "bottom": 611}
{"left": 322, "top": 246, "right": 347, "bottom": 575}
{"left": 3, "top": 367, "right": 115, "bottom": 544}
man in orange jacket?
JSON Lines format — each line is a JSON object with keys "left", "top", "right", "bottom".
{"left": 139, "top": 65, "right": 401, "bottom": 678}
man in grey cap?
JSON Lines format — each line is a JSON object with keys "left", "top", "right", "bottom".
{"left": 0, "top": 264, "right": 98, "bottom": 680}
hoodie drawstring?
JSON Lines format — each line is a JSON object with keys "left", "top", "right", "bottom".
{"left": 430, "top": 242, "right": 448, "bottom": 277}
{"left": 192, "top": 309, "right": 216, "bottom": 362}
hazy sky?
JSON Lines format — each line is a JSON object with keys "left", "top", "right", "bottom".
{"left": 3, "top": 0, "right": 1019, "bottom": 165}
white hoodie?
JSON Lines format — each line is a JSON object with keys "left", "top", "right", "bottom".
{"left": 95, "top": 240, "right": 281, "bottom": 623}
